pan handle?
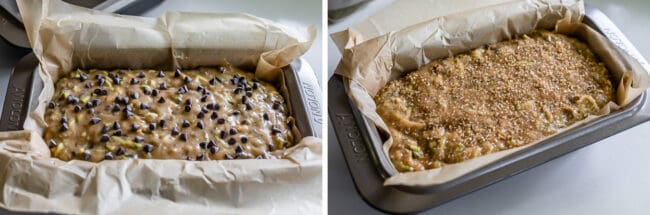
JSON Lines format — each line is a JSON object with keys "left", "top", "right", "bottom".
{"left": 0, "top": 53, "right": 37, "bottom": 131}
{"left": 585, "top": 6, "right": 650, "bottom": 72}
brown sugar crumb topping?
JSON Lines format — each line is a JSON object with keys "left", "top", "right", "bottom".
{"left": 374, "top": 31, "right": 615, "bottom": 172}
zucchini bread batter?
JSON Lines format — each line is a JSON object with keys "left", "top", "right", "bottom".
{"left": 375, "top": 31, "right": 615, "bottom": 172}
{"left": 44, "top": 65, "right": 295, "bottom": 162}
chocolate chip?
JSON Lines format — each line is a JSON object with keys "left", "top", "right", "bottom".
{"left": 158, "top": 70, "right": 165, "bottom": 77}
{"left": 113, "top": 122, "right": 121, "bottom": 130}
{"left": 116, "top": 146, "right": 125, "bottom": 156}
{"left": 245, "top": 86, "right": 252, "bottom": 92}
{"left": 196, "top": 154, "right": 205, "bottom": 161}
{"left": 96, "top": 74, "right": 103, "bottom": 79}
{"left": 131, "top": 123, "right": 140, "bottom": 131}
{"left": 235, "top": 145, "right": 243, "bottom": 153}
{"left": 234, "top": 87, "right": 242, "bottom": 94}
{"left": 157, "top": 119, "right": 165, "bottom": 128}
{"left": 209, "top": 77, "right": 221, "bottom": 85}
{"left": 211, "top": 112, "right": 218, "bottom": 119}
{"left": 174, "top": 69, "right": 182, "bottom": 77}
{"left": 112, "top": 104, "right": 121, "bottom": 112}
{"left": 61, "top": 117, "right": 68, "bottom": 124}
{"left": 143, "top": 87, "right": 152, "bottom": 95}
{"left": 180, "top": 133, "right": 188, "bottom": 141}
{"left": 79, "top": 73, "right": 88, "bottom": 82}
{"left": 241, "top": 136, "right": 248, "bottom": 143}
{"left": 101, "top": 125, "right": 109, "bottom": 134}
{"left": 229, "top": 128, "right": 237, "bottom": 135}
{"left": 207, "top": 140, "right": 216, "bottom": 148}
{"left": 90, "top": 117, "right": 101, "bottom": 125}
{"left": 245, "top": 103, "right": 253, "bottom": 110}
{"left": 112, "top": 130, "right": 122, "bottom": 136}
{"left": 149, "top": 123, "right": 157, "bottom": 130}
{"left": 197, "top": 121, "right": 204, "bottom": 129}
{"left": 241, "top": 95, "right": 248, "bottom": 104}
{"left": 209, "top": 146, "right": 219, "bottom": 154}
{"left": 178, "top": 85, "right": 187, "bottom": 94}
{"left": 272, "top": 101, "right": 280, "bottom": 110}
{"left": 220, "top": 130, "right": 227, "bottom": 139}
{"left": 158, "top": 97, "right": 165, "bottom": 103}
{"left": 206, "top": 103, "right": 214, "bottom": 109}
{"left": 130, "top": 78, "right": 140, "bottom": 85}
{"left": 67, "top": 95, "right": 79, "bottom": 104}
{"left": 182, "top": 120, "right": 190, "bottom": 128}
{"left": 83, "top": 151, "right": 91, "bottom": 160}
{"left": 200, "top": 95, "right": 207, "bottom": 102}
{"left": 92, "top": 99, "right": 101, "bottom": 107}
{"left": 199, "top": 141, "right": 207, "bottom": 149}
{"left": 196, "top": 85, "right": 204, "bottom": 93}
{"left": 201, "top": 106, "right": 209, "bottom": 113}
{"left": 131, "top": 92, "right": 139, "bottom": 99}
{"left": 159, "top": 82, "right": 168, "bottom": 90}
{"left": 123, "top": 104, "right": 132, "bottom": 112}
{"left": 134, "top": 136, "right": 144, "bottom": 143}
{"left": 232, "top": 110, "right": 240, "bottom": 116}
{"left": 171, "top": 127, "right": 179, "bottom": 136}
{"left": 252, "top": 82, "right": 259, "bottom": 90}
{"left": 100, "top": 134, "right": 110, "bottom": 142}
{"left": 97, "top": 78, "right": 105, "bottom": 86}
{"left": 85, "top": 82, "right": 93, "bottom": 88}
{"left": 124, "top": 110, "right": 134, "bottom": 118}
{"left": 184, "top": 76, "right": 192, "bottom": 84}
{"left": 137, "top": 71, "right": 146, "bottom": 78}
{"left": 230, "top": 78, "right": 237, "bottom": 85}
{"left": 104, "top": 152, "right": 113, "bottom": 160}
{"left": 140, "top": 103, "right": 149, "bottom": 109}
{"left": 113, "top": 77, "right": 122, "bottom": 85}
{"left": 217, "top": 118, "right": 225, "bottom": 124}
{"left": 184, "top": 105, "right": 192, "bottom": 112}
{"left": 48, "top": 101, "right": 55, "bottom": 109}
{"left": 143, "top": 144, "right": 154, "bottom": 153}
{"left": 185, "top": 99, "right": 193, "bottom": 105}
{"left": 213, "top": 103, "right": 220, "bottom": 111}
{"left": 228, "top": 138, "right": 236, "bottom": 145}
{"left": 271, "top": 127, "right": 281, "bottom": 135}
{"left": 48, "top": 139, "right": 57, "bottom": 148}
{"left": 74, "top": 105, "right": 82, "bottom": 112}
{"left": 152, "top": 89, "right": 159, "bottom": 97}
{"left": 197, "top": 112, "right": 205, "bottom": 119}
{"left": 60, "top": 123, "right": 69, "bottom": 131}
{"left": 100, "top": 89, "right": 108, "bottom": 95}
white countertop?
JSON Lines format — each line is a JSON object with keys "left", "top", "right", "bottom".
{"left": 142, "top": 0, "right": 323, "bottom": 86}
{"left": 328, "top": 0, "right": 650, "bottom": 214}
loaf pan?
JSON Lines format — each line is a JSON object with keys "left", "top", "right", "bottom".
{"left": 329, "top": 6, "right": 650, "bottom": 214}
{"left": 0, "top": 56, "right": 322, "bottom": 139}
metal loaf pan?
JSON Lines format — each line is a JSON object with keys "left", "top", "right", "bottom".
{"left": 328, "top": 6, "right": 650, "bottom": 214}
{"left": 0, "top": 55, "right": 322, "bottom": 139}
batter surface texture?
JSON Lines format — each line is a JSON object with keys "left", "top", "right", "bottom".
{"left": 375, "top": 31, "right": 614, "bottom": 172}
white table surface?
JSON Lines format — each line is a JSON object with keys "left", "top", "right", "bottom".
{"left": 328, "top": 0, "right": 650, "bottom": 214}
{"left": 141, "top": 0, "right": 323, "bottom": 86}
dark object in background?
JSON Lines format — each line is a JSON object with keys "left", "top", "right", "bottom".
{"left": 328, "top": 0, "right": 369, "bottom": 23}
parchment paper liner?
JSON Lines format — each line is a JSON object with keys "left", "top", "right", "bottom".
{"left": 0, "top": 0, "right": 321, "bottom": 214}
{"left": 333, "top": 0, "right": 650, "bottom": 186}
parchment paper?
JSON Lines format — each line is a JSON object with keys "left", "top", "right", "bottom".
{"left": 0, "top": 0, "right": 321, "bottom": 214}
{"left": 333, "top": 0, "right": 650, "bottom": 186}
